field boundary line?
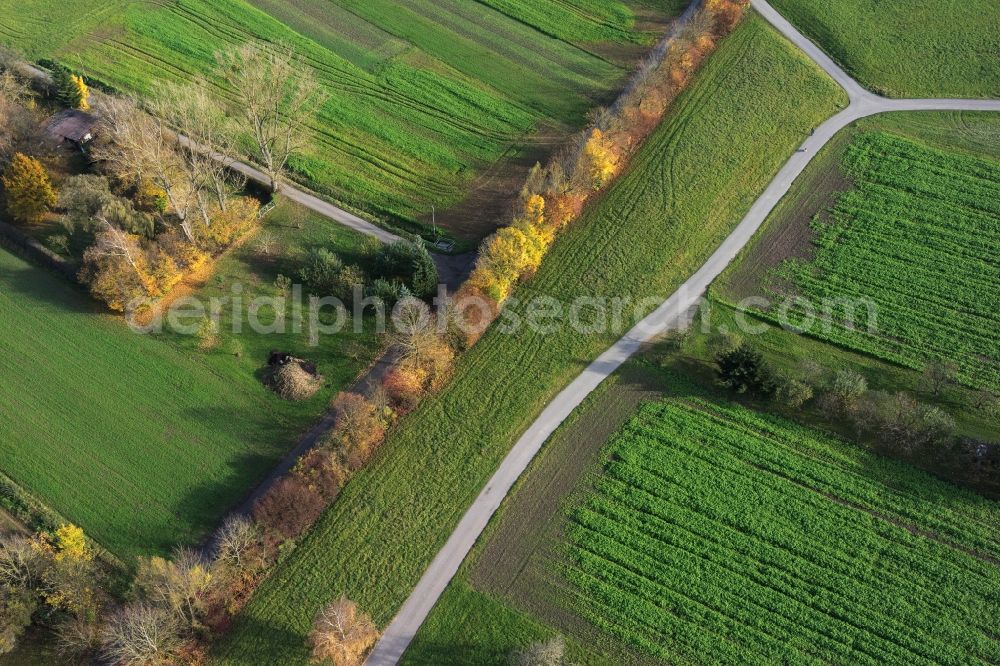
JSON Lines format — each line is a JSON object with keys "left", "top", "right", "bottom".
{"left": 365, "top": 1, "right": 1000, "bottom": 664}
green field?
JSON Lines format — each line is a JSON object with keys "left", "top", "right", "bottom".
{"left": 562, "top": 397, "right": 1000, "bottom": 664}
{"left": 158, "top": 197, "right": 379, "bottom": 402}
{"left": 0, "top": 0, "right": 675, "bottom": 237}
{"left": 769, "top": 0, "right": 1000, "bottom": 98}
{"left": 720, "top": 120, "right": 1000, "bottom": 392}
{"left": 0, "top": 205, "right": 373, "bottom": 559}
{"left": 211, "top": 14, "right": 847, "bottom": 664}
{"left": 405, "top": 355, "right": 1000, "bottom": 665}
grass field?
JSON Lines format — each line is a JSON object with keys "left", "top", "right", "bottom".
{"left": 210, "top": 14, "right": 847, "bottom": 664}
{"left": 0, "top": 0, "right": 677, "bottom": 238}
{"left": 561, "top": 396, "right": 1000, "bottom": 664}
{"left": 158, "top": 198, "right": 379, "bottom": 404}
{"left": 717, "top": 113, "right": 1000, "bottom": 392}
{"left": 768, "top": 0, "right": 1000, "bottom": 98}
{"left": 405, "top": 352, "right": 1000, "bottom": 664}
{"left": 0, "top": 204, "right": 374, "bottom": 559}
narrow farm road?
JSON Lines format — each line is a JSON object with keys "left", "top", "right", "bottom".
{"left": 19, "top": 61, "right": 404, "bottom": 245}
{"left": 174, "top": 135, "right": 403, "bottom": 245}
{"left": 364, "top": 2, "right": 1000, "bottom": 664}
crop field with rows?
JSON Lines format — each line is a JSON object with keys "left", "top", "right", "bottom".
{"left": 565, "top": 397, "right": 1000, "bottom": 665}
{"left": 0, "top": 0, "right": 673, "bottom": 236}
{"left": 766, "top": 131, "right": 1000, "bottom": 390}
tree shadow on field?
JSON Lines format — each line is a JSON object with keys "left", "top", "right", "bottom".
{"left": 0, "top": 253, "right": 106, "bottom": 314}
{"left": 169, "top": 404, "right": 301, "bottom": 550}
{"left": 402, "top": 639, "right": 506, "bottom": 666}
{"left": 213, "top": 615, "right": 307, "bottom": 665}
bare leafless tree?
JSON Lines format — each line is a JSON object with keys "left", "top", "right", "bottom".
{"left": 100, "top": 603, "right": 184, "bottom": 666}
{"left": 91, "top": 216, "right": 144, "bottom": 273}
{"left": 150, "top": 79, "right": 245, "bottom": 221}
{"left": 133, "top": 548, "right": 212, "bottom": 630}
{"left": 55, "top": 615, "right": 103, "bottom": 661}
{"left": 213, "top": 515, "right": 263, "bottom": 577}
{"left": 308, "top": 596, "right": 379, "bottom": 666}
{"left": 0, "top": 535, "right": 43, "bottom": 592}
{"left": 215, "top": 41, "right": 324, "bottom": 192}
{"left": 0, "top": 69, "right": 35, "bottom": 162}
{"left": 91, "top": 96, "right": 196, "bottom": 240}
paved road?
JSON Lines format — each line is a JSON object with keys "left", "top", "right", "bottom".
{"left": 364, "top": 1, "right": 1000, "bottom": 664}
{"left": 174, "top": 135, "right": 403, "bottom": 245}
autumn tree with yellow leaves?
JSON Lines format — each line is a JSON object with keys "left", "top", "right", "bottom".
{"left": 0, "top": 524, "right": 99, "bottom": 656}
{"left": 1, "top": 152, "right": 57, "bottom": 224}
{"left": 52, "top": 68, "right": 89, "bottom": 110}
{"left": 582, "top": 128, "right": 619, "bottom": 190}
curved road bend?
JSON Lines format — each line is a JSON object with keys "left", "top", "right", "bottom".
{"left": 365, "top": 1, "right": 1000, "bottom": 663}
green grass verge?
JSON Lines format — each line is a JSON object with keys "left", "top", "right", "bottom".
{"left": 768, "top": 0, "right": 1000, "bottom": 97}
{"left": 0, "top": 0, "right": 673, "bottom": 236}
{"left": 209, "top": 13, "right": 846, "bottom": 664}
{"left": 398, "top": 581, "right": 614, "bottom": 666}
{"left": 0, "top": 204, "right": 373, "bottom": 560}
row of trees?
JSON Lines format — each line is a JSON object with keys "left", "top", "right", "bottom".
{"left": 0, "top": 516, "right": 377, "bottom": 665}
{"left": 713, "top": 340, "right": 997, "bottom": 491}
{"left": 175, "top": 9, "right": 749, "bottom": 658}
{"left": 468, "top": 0, "right": 750, "bottom": 306}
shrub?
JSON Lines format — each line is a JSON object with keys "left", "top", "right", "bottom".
{"left": 274, "top": 274, "right": 292, "bottom": 295}
{"left": 327, "top": 393, "right": 385, "bottom": 469}
{"left": 293, "top": 448, "right": 349, "bottom": 502}
{"left": 134, "top": 179, "right": 169, "bottom": 213}
{"left": 195, "top": 197, "right": 259, "bottom": 250}
{"left": 252, "top": 475, "right": 325, "bottom": 541}
{"left": 511, "top": 635, "right": 571, "bottom": 666}
{"left": 373, "top": 239, "right": 438, "bottom": 299}
{"left": 776, "top": 378, "right": 814, "bottom": 408}
{"left": 299, "top": 248, "right": 344, "bottom": 294}
{"left": 299, "top": 248, "right": 366, "bottom": 304}
{"left": 366, "top": 277, "right": 409, "bottom": 308}
{"left": 831, "top": 369, "right": 868, "bottom": 412}
{"left": 715, "top": 343, "right": 774, "bottom": 395}
{"left": 0, "top": 587, "right": 34, "bottom": 656}
{"left": 196, "top": 317, "right": 219, "bottom": 352}
{"left": 382, "top": 366, "right": 427, "bottom": 411}
{"left": 2, "top": 152, "right": 57, "bottom": 224}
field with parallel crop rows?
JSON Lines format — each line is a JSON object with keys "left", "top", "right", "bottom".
{"left": 565, "top": 398, "right": 1000, "bottom": 665}
{"left": 0, "top": 0, "right": 670, "bottom": 236}
{"left": 770, "top": 131, "right": 1000, "bottom": 390}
